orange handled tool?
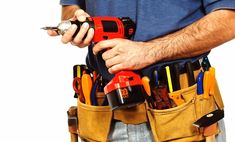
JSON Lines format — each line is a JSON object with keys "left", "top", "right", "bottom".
{"left": 209, "top": 67, "right": 216, "bottom": 96}
{"left": 81, "top": 74, "right": 93, "bottom": 105}
{"left": 203, "top": 71, "right": 210, "bottom": 99}
{"left": 141, "top": 76, "right": 151, "bottom": 96}
{"left": 169, "top": 94, "right": 185, "bottom": 106}
{"left": 165, "top": 66, "right": 184, "bottom": 106}
{"left": 141, "top": 76, "right": 156, "bottom": 109}
{"left": 204, "top": 68, "right": 217, "bottom": 142}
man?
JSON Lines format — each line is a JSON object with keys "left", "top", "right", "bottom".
{"left": 49, "top": 1, "right": 235, "bottom": 142}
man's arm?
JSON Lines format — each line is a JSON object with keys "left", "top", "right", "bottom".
{"left": 47, "top": 5, "right": 80, "bottom": 36}
{"left": 149, "top": 9, "right": 235, "bottom": 62}
{"left": 61, "top": 5, "right": 80, "bottom": 20}
{"left": 93, "top": 10, "right": 235, "bottom": 74}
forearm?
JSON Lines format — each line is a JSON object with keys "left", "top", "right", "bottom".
{"left": 148, "top": 10, "right": 235, "bottom": 63}
{"left": 61, "top": 5, "right": 80, "bottom": 20}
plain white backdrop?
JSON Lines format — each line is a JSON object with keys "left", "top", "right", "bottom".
{"left": 0, "top": 1, "right": 234, "bottom": 142}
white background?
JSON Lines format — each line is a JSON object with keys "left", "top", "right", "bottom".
{"left": 0, "top": 1, "right": 234, "bottom": 142}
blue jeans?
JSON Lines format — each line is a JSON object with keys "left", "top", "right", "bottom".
{"left": 107, "top": 119, "right": 226, "bottom": 142}
{"left": 108, "top": 121, "right": 154, "bottom": 142}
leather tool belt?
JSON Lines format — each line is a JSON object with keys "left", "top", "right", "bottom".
{"left": 67, "top": 56, "right": 224, "bottom": 142}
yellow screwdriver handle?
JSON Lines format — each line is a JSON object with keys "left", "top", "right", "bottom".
{"left": 165, "top": 66, "right": 173, "bottom": 93}
{"left": 76, "top": 66, "right": 81, "bottom": 78}
{"left": 82, "top": 74, "right": 93, "bottom": 105}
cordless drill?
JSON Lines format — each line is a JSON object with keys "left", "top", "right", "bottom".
{"left": 43, "top": 17, "right": 145, "bottom": 109}
{"left": 42, "top": 17, "right": 135, "bottom": 42}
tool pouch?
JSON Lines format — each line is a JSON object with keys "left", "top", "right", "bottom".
{"left": 77, "top": 96, "right": 112, "bottom": 142}
{"left": 76, "top": 91, "right": 148, "bottom": 142}
{"left": 147, "top": 70, "right": 224, "bottom": 142}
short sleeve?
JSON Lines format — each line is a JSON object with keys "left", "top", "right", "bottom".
{"left": 203, "top": 0, "right": 235, "bottom": 14}
{"left": 60, "top": 0, "right": 83, "bottom": 6}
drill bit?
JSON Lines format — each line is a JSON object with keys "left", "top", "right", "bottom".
{"left": 41, "top": 26, "right": 58, "bottom": 30}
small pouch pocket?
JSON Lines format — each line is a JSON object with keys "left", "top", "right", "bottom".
{"left": 147, "top": 81, "right": 222, "bottom": 142}
{"left": 147, "top": 85, "right": 203, "bottom": 142}
{"left": 77, "top": 98, "right": 112, "bottom": 142}
{"left": 193, "top": 93, "right": 216, "bottom": 119}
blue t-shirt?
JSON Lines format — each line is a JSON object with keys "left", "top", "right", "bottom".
{"left": 60, "top": 0, "right": 235, "bottom": 80}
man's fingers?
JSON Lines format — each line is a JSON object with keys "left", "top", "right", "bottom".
{"left": 73, "top": 23, "right": 89, "bottom": 44}
{"left": 83, "top": 28, "right": 94, "bottom": 45}
{"left": 105, "top": 55, "right": 121, "bottom": 68}
{"left": 108, "top": 63, "right": 125, "bottom": 74}
{"left": 93, "top": 39, "right": 121, "bottom": 55}
{"left": 102, "top": 49, "right": 118, "bottom": 60}
{"left": 61, "top": 24, "right": 77, "bottom": 44}
{"left": 74, "top": 9, "right": 90, "bottom": 21}
{"left": 47, "top": 30, "right": 58, "bottom": 36}
{"left": 75, "top": 9, "right": 86, "bottom": 21}
{"left": 75, "top": 28, "right": 95, "bottom": 47}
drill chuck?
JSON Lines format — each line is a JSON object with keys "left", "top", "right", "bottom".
{"left": 57, "top": 20, "right": 74, "bottom": 35}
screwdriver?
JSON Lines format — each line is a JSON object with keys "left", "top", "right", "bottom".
{"left": 209, "top": 67, "right": 216, "bottom": 95}
{"left": 165, "top": 66, "right": 173, "bottom": 93}
{"left": 203, "top": 71, "right": 210, "bottom": 99}
{"left": 73, "top": 65, "right": 81, "bottom": 98}
{"left": 142, "top": 76, "right": 151, "bottom": 96}
{"left": 165, "top": 66, "right": 185, "bottom": 106}
{"left": 185, "top": 61, "right": 195, "bottom": 86}
{"left": 197, "top": 71, "right": 204, "bottom": 95}
{"left": 142, "top": 76, "right": 156, "bottom": 109}
{"left": 171, "top": 63, "right": 181, "bottom": 91}
{"left": 81, "top": 74, "right": 93, "bottom": 105}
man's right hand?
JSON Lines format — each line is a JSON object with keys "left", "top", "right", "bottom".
{"left": 47, "top": 9, "right": 94, "bottom": 48}
{"left": 61, "top": 9, "right": 94, "bottom": 48}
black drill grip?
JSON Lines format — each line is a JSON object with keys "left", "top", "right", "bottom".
{"left": 71, "top": 19, "right": 94, "bottom": 38}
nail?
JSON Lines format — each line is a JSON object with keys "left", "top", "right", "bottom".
{"left": 82, "top": 22, "right": 89, "bottom": 28}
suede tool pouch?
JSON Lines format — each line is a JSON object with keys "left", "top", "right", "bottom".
{"left": 147, "top": 85, "right": 202, "bottom": 142}
{"left": 77, "top": 99, "right": 112, "bottom": 142}
{"left": 147, "top": 81, "right": 224, "bottom": 142}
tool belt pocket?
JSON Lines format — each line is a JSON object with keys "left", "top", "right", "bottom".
{"left": 147, "top": 85, "right": 200, "bottom": 142}
{"left": 77, "top": 94, "right": 113, "bottom": 142}
{"left": 147, "top": 81, "right": 223, "bottom": 142}
{"left": 193, "top": 90, "right": 217, "bottom": 120}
